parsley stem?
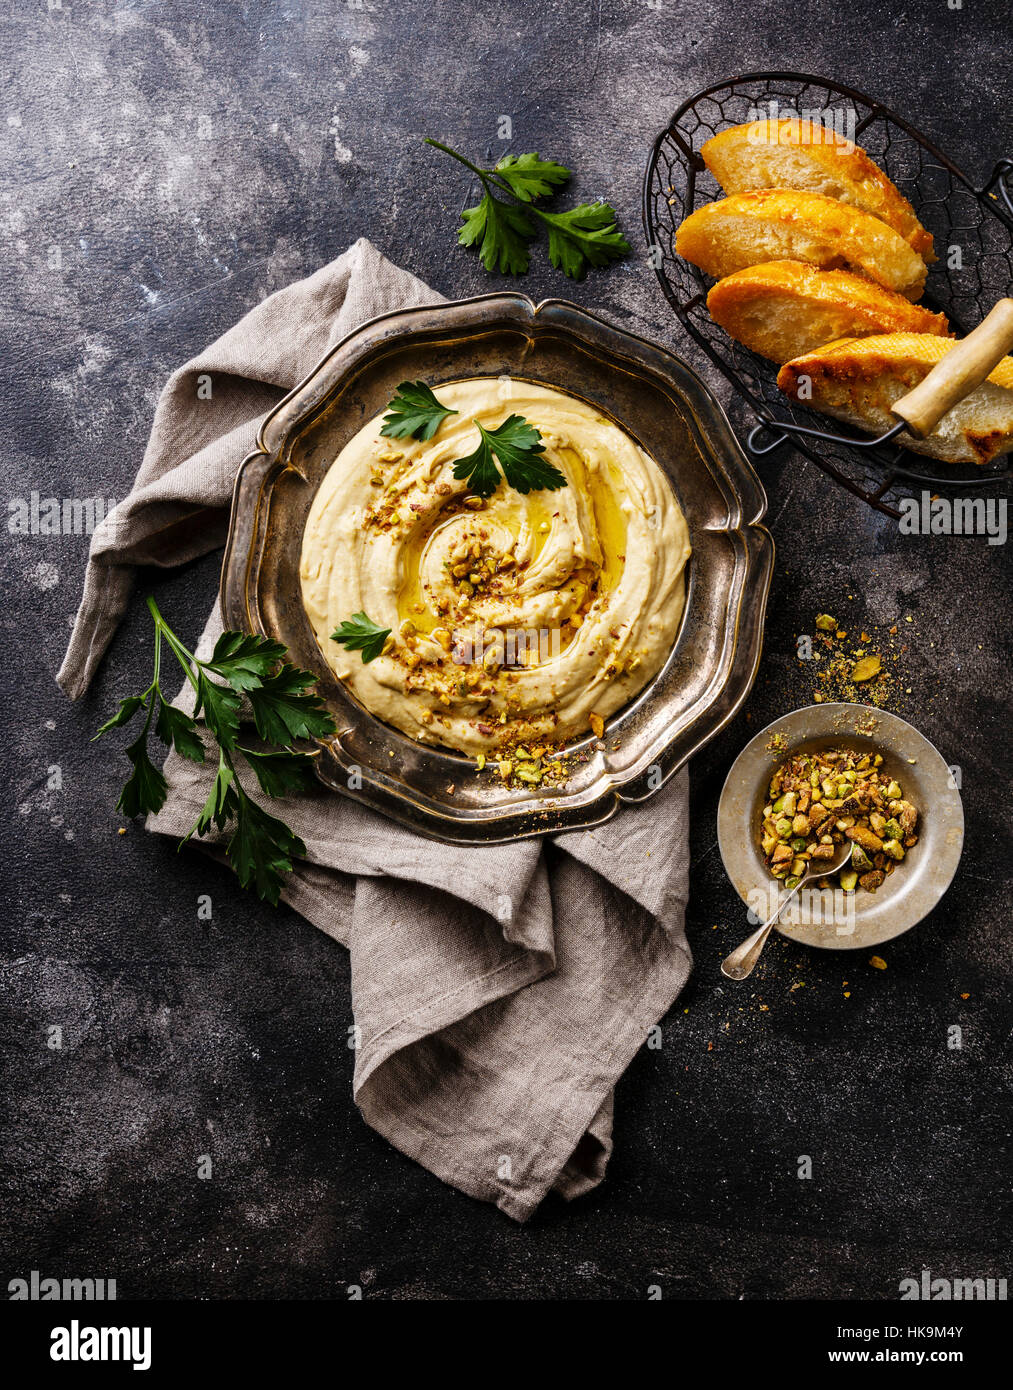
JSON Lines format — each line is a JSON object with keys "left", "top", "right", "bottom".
{"left": 138, "top": 619, "right": 163, "bottom": 738}
{"left": 525, "top": 205, "right": 559, "bottom": 230}
{"left": 424, "top": 137, "right": 489, "bottom": 183}
{"left": 141, "top": 689, "right": 156, "bottom": 738}
{"left": 146, "top": 595, "right": 200, "bottom": 693}
{"left": 152, "top": 618, "right": 162, "bottom": 690}
{"left": 425, "top": 138, "right": 520, "bottom": 203}
{"left": 219, "top": 743, "right": 238, "bottom": 786}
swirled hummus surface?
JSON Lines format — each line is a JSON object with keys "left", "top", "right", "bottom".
{"left": 300, "top": 378, "right": 691, "bottom": 755}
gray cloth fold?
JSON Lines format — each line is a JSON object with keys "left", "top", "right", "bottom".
{"left": 58, "top": 239, "right": 692, "bottom": 1221}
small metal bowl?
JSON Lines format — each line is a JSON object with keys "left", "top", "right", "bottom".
{"left": 221, "top": 292, "right": 773, "bottom": 843}
{"left": 717, "top": 703, "right": 964, "bottom": 950}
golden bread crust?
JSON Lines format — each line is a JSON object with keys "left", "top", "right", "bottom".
{"left": 675, "top": 190, "right": 928, "bottom": 300}
{"left": 776, "top": 334, "right": 1013, "bottom": 463}
{"left": 706, "top": 261, "right": 950, "bottom": 362}
{"left": 701, "top": 119, "right": 935, "bottom": 262}
{"left": 779, "top": 333, "right": 1013, "bottom": 389}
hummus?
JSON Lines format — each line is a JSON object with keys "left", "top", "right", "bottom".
{"left": 300, "top": 378, "right": 691, "bottom": 755}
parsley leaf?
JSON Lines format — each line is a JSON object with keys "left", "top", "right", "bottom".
{"left": 156, "top": 700, "right": 205, "bottom": 762}
{"left": 493, "top": 151, "right": 570, "bottom": 202}
{"left": 484, "top": 416, "right": 567, "bottom": 494}
{"left": 205, "top": 631, "right": 287, "bottom": 691}
{"left": 94, "top": 695, "right": 146, "bottom": 739}
{"left": 239, "top": 746, "right": 321, "bottom": 799}
{"left": 458, "top": 192, "right": 534, "bottom": 275}
{"left": 246, "top": 666, "right": 336, "bottom": 745}
{"left": 331, "top": 612, "right": 391, "bottom": 664}
{"left": 196, "top": 672, "right": 242, "bottom": 750}
{"left": 100, "top": 597, "right": 337, "bottom": 904}
{"left": 381, "top": 381, "right": 458, "bottom": 441}
{"left": 452, "top": 416, "right": 566, "bottom": 498}
{"left": 118, "top": 732, "right": 169, "bottom": 818}
{"left": 187, "top": 756, "right": 237, "bottom": 840}
{"left": 450, "top": 429, "right": 502, "bottom": 498}
{"left": 538, "top": 202, "right": 632, "bottom": 280}
{"left": 228, "top": 794, "right": 306, "bottom": 906}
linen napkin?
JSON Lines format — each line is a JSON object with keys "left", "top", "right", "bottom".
{"left": 58, "top": 238, "right": 692, "bottom": 1221}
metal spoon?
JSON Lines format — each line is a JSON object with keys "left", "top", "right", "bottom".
{"left": 720, "top": 842, "right": 855, "bottom": 981}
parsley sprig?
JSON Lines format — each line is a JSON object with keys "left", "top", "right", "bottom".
{"left": 332, "top": 612, "right": 392, "bottom": 663}
{"left": 96, "top": 597, "right": 336, "bottom": 904}
{"left": 452, "top": 415, "right": 566, "bottom": 498}
{"left": 426, "top": 138, "right": 631, "bottom": 280}
{"left": 381, "top": 381, "right": 458, "bottom": 441}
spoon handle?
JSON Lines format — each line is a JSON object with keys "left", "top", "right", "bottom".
{"left": 720, "top": 878, "right": 805, "bottom": 981}
{"left": 892, "top": 296, "right": 1013, "bottom": 437}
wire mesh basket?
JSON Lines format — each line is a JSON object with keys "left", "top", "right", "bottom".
{"left": 643, "top": 71, "right": 1013, "bottom": 518}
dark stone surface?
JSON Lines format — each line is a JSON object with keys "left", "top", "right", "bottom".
{"left": 2, "top": 0, "right": 1010, "bottom": 1299}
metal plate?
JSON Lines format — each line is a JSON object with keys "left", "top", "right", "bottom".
{"left": 717, "top": 703, "right": 964, "bottom": 950}
{"left": 221, "top": 292, "right": 774, "bottom": 843}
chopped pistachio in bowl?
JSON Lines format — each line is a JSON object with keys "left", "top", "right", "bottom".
{"left": 761, "top": 746, "right": 920, "bottom": 895}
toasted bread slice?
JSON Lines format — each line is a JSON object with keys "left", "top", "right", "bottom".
{"left": 777, "top": 333, "right": 1013, "bottom": 464}
{"left": 675, "top": 190, "right": 928, "bottom": 300}
{"left": 701, "top": 118, "right": 935, "bottom": 263}
{"left": 707, "top": 261, "right": 950, "bottom": 363}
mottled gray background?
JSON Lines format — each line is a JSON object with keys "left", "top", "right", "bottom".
{"left": 2, "top": 0, "right": 1011, "bottom": 1300}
